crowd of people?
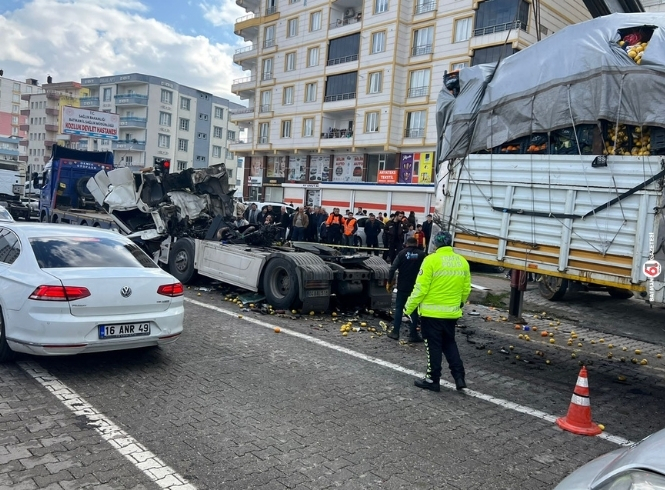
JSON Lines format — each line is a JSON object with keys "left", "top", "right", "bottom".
{"left": 240, "top": 203, "right": 436, "bottom": 263}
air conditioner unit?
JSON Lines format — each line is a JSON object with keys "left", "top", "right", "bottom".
{"left": 344, "top": 8, "right": 355, "bottom": 18}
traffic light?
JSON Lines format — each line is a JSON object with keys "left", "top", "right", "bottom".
{"left": 153, "top": 157, "right": 171, "bottom": 175}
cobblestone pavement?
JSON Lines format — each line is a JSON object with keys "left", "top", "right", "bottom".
{"left": 1, "top": 280, "right": 664, "bottom": 489}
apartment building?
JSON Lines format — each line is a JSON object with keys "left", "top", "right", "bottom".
{"left": 80, "top": 73, "right": 245, "bottom": 189}
{"left": 229, "top": 0, "right": 591, "bottom": 212}
{"left": 0, "top": 75, "right": 40, "bottom": 141}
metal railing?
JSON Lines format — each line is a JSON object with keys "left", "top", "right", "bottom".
{"left": 473, "top": 20, "right": 524, "bottom": 37}
{"left": 326, "top": 54, "right": 358, "bottom": 66}
{"left": 266, "top": 5, "right": 277, "bottom": 14}
{"left": 258, "top": 136, "right": 269, "bottom": 144}
{"left": 262, "top": 72, "right": 273, "bottom": 81}
{"left": 411, "top": 44, "right": 433, "bottom": 56}
{"left": 259, "top": 104, "right": 272, "bottom": 113}
{"left": 234, "top": 45, "right": 256, "bottom": 55}
{"left": 232, "top": 75, "right": 257, "bottom": 85}
{"left": 230, "top": 107, "right": 255, "bottom": 114}
{"left": 414, "top": 1, "right": 435, "bottom": 14}
{"left": 407, "top": 86, "right": 429, "bottom": 98}
{"left": 323, "top": 92, "right": 356, "bottom": 102}
{"left": 404, "top": 128, "right": 425, "bottom": 137}
{"left": 321, "top": 129, "right": 353, "bottom": 138}
{"left": 329, "top": 14, "right": 362, "bottom": 29}
{"left": 235, "top": 13, "right": 256, "bottom": 23}
{"left": 264, "top": 38, "right": 275, "bottom": 48}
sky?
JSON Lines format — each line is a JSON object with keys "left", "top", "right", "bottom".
{"left": 0, "top": 0, "right": 250, "bottom": 102}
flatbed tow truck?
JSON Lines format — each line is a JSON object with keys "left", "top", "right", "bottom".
{"left": 86, "top": 164, "right": 391, "bottom": 312}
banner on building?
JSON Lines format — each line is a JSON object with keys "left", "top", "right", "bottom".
{"left": 377, "top": 170, "right": 398, "bottom": 184}
{"left": 287, "top": 155, "right": 306, "bottom": 181}
{"left": 250, "top": 158, "right": 264, "bottom": 177}
{"left": 309, "top": 155, "right": 329, "bottom": 182}
{"left": 399, "top": 154, "right": 414, "bottom": 184}
{"left": 61, "top": 106, "right": 119, "bottom": 140}
{"left": 419, "top": 152, "right": 433, "bottom": 184}
{"left": 400, "top": 152, "right": 434, "bottom": 184}
{"left": 332, "top": 154, "right": 363, "bottom": 183}
{"left": 266, "top": 156, "right": 286, "bottom": 178}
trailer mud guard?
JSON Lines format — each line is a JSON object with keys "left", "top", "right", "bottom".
{"left": 359, "top": 255, "right": 392, "bottom": 310}
{"left": 270, "top": 252, "right": 334, "bottom": 313}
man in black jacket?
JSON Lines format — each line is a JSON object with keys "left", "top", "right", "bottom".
{"left": 384, "top": 212, "right": 407, "bottom": 263}
{"left": 421, "top": 214, "right": 434, "bottom": 252}
{"left": 363, "top": 213, "right": 383, "bottom": 255}
{"left": 387, "top": 237, "right": 426, "bottom": 342}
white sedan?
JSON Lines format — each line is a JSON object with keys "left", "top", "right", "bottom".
{"left": 0, "top": 223, "right": 184, "bottom": 361}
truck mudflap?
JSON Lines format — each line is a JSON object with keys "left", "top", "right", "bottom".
{"left": 272, "top": 252, "right": 333, "bottom": 313}
{"left": 359, "top": 255, "right": 392, "bottom": 311}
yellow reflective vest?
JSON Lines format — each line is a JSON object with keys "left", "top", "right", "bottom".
{"left": 404, "top": 246, "right": 471, "bottom": 319}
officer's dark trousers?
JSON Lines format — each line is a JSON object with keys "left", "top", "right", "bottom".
{"left": 421, "top": 317, "right": 465, "bottom": 383}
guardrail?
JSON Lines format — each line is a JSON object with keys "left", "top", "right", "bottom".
{"left": 411, "top": 44, "right": 433, "bottom": 56}
{"left": 407, "top": 86, "right": 429, "bottom": 98}
{"left": 326, "top": 54, "right": 358, "bottom": 66}
{"left": 404, "top": 128, "right": 425, "bottom": 138}
{"left": 232, "top": 75, "right": 257, "bottom": 85}
{"left": 235, "top": 45, "right": 256, "bottom": 55}
{"left": 230, "top": 107, "right": 255, "bottom": 115}
{"left": 323, "top": 92, "right": 356, "bottom": 102}
{"left": 235, "top": 13, "right": 256, "bottom": 23}
{"left": 473, "top": 20, "right": 523, "bottom": 37}
{"left": 329, "top": 14, "right": 361, "bottom": 29}
{"left": 414, "top": 1, "right": 435, "bottom": 14}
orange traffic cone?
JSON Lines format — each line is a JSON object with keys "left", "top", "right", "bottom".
{"left": 556, "top": 366, "right": 602, "bottom": 436}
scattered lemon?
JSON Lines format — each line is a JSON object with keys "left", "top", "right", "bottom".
{"left": 571, "top": 353, "right": 577, "bottom": 358}
{"left": 618, "top": 375, "right": 627, "bottom": 381}
{"left": 598, "top": 424, "right": 605, "bottom": 431}
{"left": 360, "top": 322, "right": 367, "bottom": 327}
{"left": 515, "top": 355, "right": 521, "bottom": 360}
{"left": 635, "top": 349, "right": 642, "bottom": 355}
{"left": 532, "top": 326, "right": 538, "bottom": 332}
{"left": 309, "top": 311, "right": 315, "bottom": 316}
{"left": 546, "top": 360, "right": 551, "bottom": 365}
{"left": 658, "top": 354, "right": 662, "bottom": 359}
{"left": 549, "top": 338, "right": 556, "bottom": 344}
{"left": 631, "top": 358, "right": 638, "bottom": 364}
{"left": 599, "top": 338, "right": 605, "bottom": 343}
{"left": 274, "top": 327, "right": 280, "bottom": 333}
{"left": 509, "top": 345, "right": 514, "bottom": 350}
{"left": 332, "top": 312, "right": 338, "bottom": 317}
{"left": 249, "top": 304, "right": 255, "bottom": 308}
{"left": 591, "top": 340, "right": 596, "bottom": 344}
{"left": 620, "top": 357, "right": 626, "bottom": 362}
{"left": 342, "top": 332, "right": 348, "bottom": 337}
{"left": 608, "top": 353, "right": 613, "bottom": 359}
{"left": 487, "top": 350, "right": 493, "bottom": 355}
{"left": 197, "top": 292, "right": 201, "bottom": 296}
{"left": 608, "top": 344, "right": 614, "bottom": 349}
{"left": 640, "top": 359, "right": 648, "bottom": 365}
{"left": 622, "top": 347, "right": 627, "bottom": 351}
{"left": 518, "top": 334, "right": 524, "bottom": 339}
{"left": 549, "top": 333, "right": 554, "bottom": 337}
{"left": 578, "top": 343, "right": 583, "bottom": 347}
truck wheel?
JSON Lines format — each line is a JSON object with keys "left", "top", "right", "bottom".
{"left": 76, "top": 177, "right": 94, "bottom": 198}
{"left": 608, "top": 288, "right": 633, "bottom": 300}
{"left": 263, "top": 258, "right": 299, "bottom": 309}
{"left": 168, "top": 238, "right": 197, "bottom": 284}
{"left": 0, "top": 308, "right": 15, "bottom": 363}
{"left": 51, "top": 215, "right": 59, "bottom": 223}
{"left": 537, "top": 275, "right": 568, "bottom": 301}
{"left": 40, "top": 212, "right": 48, "bottom": 223}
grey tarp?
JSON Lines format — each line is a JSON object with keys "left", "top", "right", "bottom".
{"left": 438, "top": 13, "right": 665, "bottom": 161}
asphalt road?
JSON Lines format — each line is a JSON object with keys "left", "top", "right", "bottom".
{"left": 1, "top": 281, "right": 664, "bottom": 489}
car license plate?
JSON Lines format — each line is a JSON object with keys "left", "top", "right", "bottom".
{"left": 306, "top": 289, "right": 329, "bottom": 298}
{"left": 98, "top": 323, "right": 150, "bottom": 339}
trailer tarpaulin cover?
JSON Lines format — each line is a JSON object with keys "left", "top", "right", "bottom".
{"left": 437, "top": 13, "right": 665, "bottom": 161}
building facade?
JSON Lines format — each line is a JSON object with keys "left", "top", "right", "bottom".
{"left": 229, "top": 0, "right": 591, "bottom": 215}
{"left": 0, "top": 76, "right": 40, "bottom": 140}
{"left": 80, "top": 74, "right": 245, "bottom": 189}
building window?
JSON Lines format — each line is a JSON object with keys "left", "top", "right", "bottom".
{"left": 177, "top": 160, "right": 187, "bottom": 171}
{"left": 408, "top": 68, "right": 430, "bottom": 97}
{"left": 213, "top": 126, "right": 223, "bottom": 138}
{"left": 307, "top": 47, "right": 319, "bottom": 67}
{"left": 371, "top": 32, "right": 386, "bottom": 54}
{"left": 281, "top": 120, "right": 292, "bottom": 138}
{"left": 11, "top": 116, "right": 18, "bottom": 124}
{"left": 452, "top": 61, "right": 468, "bottom": 71}
{"left": 179, "top": 118, "right": 190, "bottom": 131}
{"left": 365, "top": 112, "right": 379, "bottom": 132}
{"left": 375, "top": 0, "right": 388, "bottom": 13}
{"left": 260, "top": 90, "right": 272, "bottom": 112}
{"left": 178, "top": 139, "right": 188, "bottom": 151}
{"left": 227, "top": 149, "right": 235, "bottom": 160}
{"left": 283, "top": 86, "right": 294, "bottom": 105}
{"left": 159, "top": 111, "right": 172, "bottom": 126}
{"left": 310, "top": 11, "right": 322, "bottom": 31}
{"left": 287, "top": 18, "right": 298, "bottom": 37}
{"left": 264, "top": 25, "right": 275, "bottom": 48}
{"left": 212, "top": 146, "right": 222, "bottom": 158}
{"left": 471, "top": 44, "right": 518, "bottom": 65}
{"left": 474, "top": 0, "right": 528, "bottom": 36}
{"left": 405, "top": 111, "right": 426, "bottom": 137}
{"left": 12, "top": 94, "right": 19, "bottom": 103}
{"left": 161, "top": 89, "right": 173, "bottom": 105}
{"left": 412, "top": 26, "right": 433, "bottom": 56}
{"left": 285, "top": 52, "right": 296, "bottom": 71}
{"left": 13, "top": 82, "right": 20, "bottom": 91}
{"left": 415, "top": 0, "right": 436, "bottom": 14}
{"left": 454, "top": 17, "right": 473, "bottom": 42}
{"left": 198, "top": 132, "right": 208, "bottom": 139}
{"left": 11, "top": 105, "right": 19, "bottom": 113}
{"left": 227, "top": 130, "right": 236, "bottom": 141}
{"left": 158, "top": 134, "right": 171, "bottom": 148}
{"left": 303, "top": 118, "right": 314, "bottom": 137}
{"left": 262, "top": 58, "right": 273, "bottom": 81}
{"left": 196, "top": 155, "right": 206, "bottom": 162}
{"left": 214, "top": 107, "right": 224, "bottom": 119}
{"left": 305, "top": 83, "right": 317, "bottom": 102}
{"left": 368, "top": 71, "right": 382, "bottom": 94}
{"left": 180, "top": 97, "right": 191, "bottom": 110}
{"left": 103, "top": 88, "right": 112, "bottom": 102}
{"left": 266, "top": 0, "right": 277, "bottom": 14}
{"left": 259, "top": 122, "right": 270, "bottom": 144}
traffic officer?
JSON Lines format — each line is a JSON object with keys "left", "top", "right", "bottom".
{"left": 387, "top": 237, "right": 426, "bottom": 342}
{"left": 404, "top": 231, "right": 471, "bottom": 392}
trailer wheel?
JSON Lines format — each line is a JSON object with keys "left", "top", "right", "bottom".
{"left": 40, "top": 211, "right": 48, "bottom": 223}
{"left": 79, "top": 221, "right": 88, "bottom": 226}
{"left": 263, "top": 258, "right": 299, "bottom": 309}
{"left": 608, "top": 288, "right": 633, "bottom": 300}
{"left": 0, "top": 307, "right": 15, "bottom": 363}
{"left": 51, "top": 215, "right": 59, "bottom": 224}
{"left": 537, "top": 275, "right": 568, "bottom": 301}
{"left": 168, "top": 238, "right": 197, "bottom": 284}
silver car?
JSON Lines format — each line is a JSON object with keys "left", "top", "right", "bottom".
{"left": 354, "top": 216, "right": 384, "bottom": 247}
{"left": 554, "top": 427, "right": 665, "bottom": 489}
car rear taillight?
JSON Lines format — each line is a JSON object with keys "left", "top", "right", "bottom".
{"left": 29, "top": 285, "right": 91, "bottom": 301}
{"left": 157, "top": 283, "right": 184, "bottom": 297}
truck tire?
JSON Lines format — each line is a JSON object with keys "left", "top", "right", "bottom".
{"left": 51, "top": 214, "right": 59, "bottom": 223}
{"left": 40, "top": 211, "right": 48, "bottom": 223}
{"left": 263, "top": 258, "right": 299, "bottom": 310}
{"left": 76, "top": 177, "right": 93, "bottom": 198}
{"left": 608, "top": 288, "right": 633, "bottom": 300}
{"left": 537, "top": 275, "right": 568, "bottom": 301}
{"left": 168, "top": 238, "right": 197, "bottom": 284}
{"left": 0, "top": 307, "right": 15, "bottom": 363}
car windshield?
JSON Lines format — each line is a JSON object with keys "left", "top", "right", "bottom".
{"left": 0, "top": 207, "right": 13, "bottom": 222}
{"left": 29, "top": 236, "right": 158, "bottom": 269}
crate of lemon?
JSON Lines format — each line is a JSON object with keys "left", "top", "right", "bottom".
{"left": 621, "top": 41, "right": 648, "bottom": 65}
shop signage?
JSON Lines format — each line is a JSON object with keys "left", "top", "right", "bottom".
{"left": 400, "top": 152, "right": 434, "bottom": 184}
{"left": 377, "top": 170, "right": 398, "bottom": 184}
{"left": 332, "top": 154, "right": 363, "bottom": 182}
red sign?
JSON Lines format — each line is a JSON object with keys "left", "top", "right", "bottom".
{"left": 377, "top": 170, "right": 398, "bottom": 184}
{"left": 643, "top": 260, "right": 662, "bottom": 278}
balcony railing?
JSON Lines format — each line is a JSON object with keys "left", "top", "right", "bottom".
{"left": 120, "top": 117, "right": 148, "bottom": 128}
{"left": 262, "top": 72, "right": 273, "bottom": 81}
{"left": 266, "top": 5, "right": 277, "bottom": 14}
{"left": 236, "top": 13, "right": 256, "bottom": 23}
{"left": 405, "top": 128, "right": 425, "bottom": 138}
{"left": 264, "top": 38, "right": 275, "bottom": 48}
{"left": 414, "top": 1, "right": 436, "bottom": 14}
{"left": 232, "top": 75, "right": 257, "bottom": 85}
{"left": 326, "top": 54, "right": 358, "bottom": 66}
{"left": 473, "top": 20, "right": 524, "bottom": 37}
{"left": 258, "top": 136, "right": 269, "bottom": 144}
{"left": 45, "top": 124, "right": 59, "bottom": 132}
{"left": 411, "top": 44, "right": 433, "bottom": 56}
{"left": 329, "top": 14, "right": 362, "bottom": 29}
{"left": 259, "top": 105, "right": 272, "bottom": 113}
{"left": 112, "top": 140, "right": 146, "bottom": 150}
{"left": 324, "top": 92, "right": 356, "bottom": 102}
{"left": 80, "top": 96, "right": 100, "bottom": 107}
{"left": 408, "top": 86, "right": 429, "bottom": 97}
{"left": 114, "top": 94, "right": 149, "bottom": 105}
{"left": 321, "top": 129, "right": 353, "bottom": 139}
{"left": 235, "top": 45, "right": 256, "bottom": 55}
{"left": 230, "top": 107, "right": 255, "bottom": 115}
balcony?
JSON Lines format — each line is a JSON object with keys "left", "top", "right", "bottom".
{"left": 258, "top": 136, "right": 270, "bottom": 144}
{"left": 259, "top": 105, "right": 272, "bottom": 113}
{"left": 46, "top": 108, "right": 58, "bottom": 116}
{"left": 233, "top": 45, "right": 258, "bottom": 68}
{"left": 45, "top": 124, "right": 58, "bottom": 132}
{"left": 20, "top": 109, "right": 30, "bottom": 116}
{"left": 19, "top": 140, "right": 28, "bottom": 147}
{"left": 120, "top": 117, "right": 147, "bottom": 128}
{"left": 80, "top": 96, "right": 100, "bottom": 108}
{"left": 321, "top": 129, "right": 353, "bottom": 139}
{"left": 327, "top": 54, "right": 358, "bottom": 66}
{"left": 324, "top": 92, "right": 356, "bottom": 102}
{"left": 112, "top": 140, "right": 146, "bottom": 151}
{"left": 404, "top": 128, "right": 425, "bottom": 138}
{"left": 264, "top": 38, "right": 276, "bottom": 49}
{"left": 261, "top": 72, "right": 273, "bottom": 82}
{"left": 407, "top": 86, "right": 429, "bottom": 98}
{"left": 19, "top": 124, "right": 29, "bottom": 132}
{"left": 44, "top": 140, "right": 56, "bottom": 148}
{"left": 473, "top": 20, "right": 525, "bottom": 37}
{"left": 329, "top": 14, "right": 362, "bottom": 30}
{"left": 114, "top": 94, "right": 149, "bottom": 106}
{"left": 411, "top": 44, "right": 433, "bottom": 57}
{"left": 0, "top": 148, "right": 20, "bottom": 157}
{"left": 231, "top": 76, "right": 257, "bottom": 98}
{"left": 236, "top": 0, "right": 260, "bottom": 11}
{"left": 235, "top": 10, "right": 279, "bottom": 41}
{"left": 18, "top": 156, "right": 28, "bottom": 163}
{"left": 414, "top": 1, "right": 436, "bottom": 14}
